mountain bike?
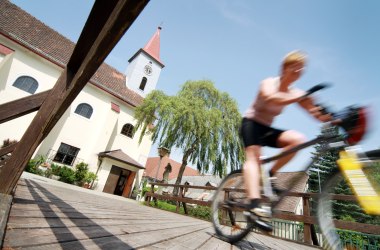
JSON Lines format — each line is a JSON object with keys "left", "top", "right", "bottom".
{"left": 211, "top": 88, "right": 380, "bottom": 249}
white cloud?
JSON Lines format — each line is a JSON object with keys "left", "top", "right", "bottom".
{"left": 210, "top": 0, "right": 255, "bottom": 27}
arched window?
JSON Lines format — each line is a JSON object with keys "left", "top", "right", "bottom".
{"left": 121, "top": 123, "right": 134, "bottom": 138}
{"left": 12, "top": 76, "right": 38, "bottom": 94}
{"left": 139, "top": 77, "right": 147, "bottom": 91}
{"left": 74, "top": 103, "right": 93, "bottom": 119}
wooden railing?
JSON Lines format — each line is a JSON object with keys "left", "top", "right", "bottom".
{"left": 145, "top": 183, "right": 214, "bottom": 214}
{"left": 145, "top": 182, "right": 380, "bottom": 246}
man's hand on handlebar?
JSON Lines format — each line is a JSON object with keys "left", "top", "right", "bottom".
{"left": 310, "top": 105, "right": 333, "bottom": 122}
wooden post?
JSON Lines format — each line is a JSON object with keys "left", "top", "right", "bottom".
{"left": 145, "top": 194, "right": 151, "bottom": 206}
{"left": 303, "top": 196, "right": 312, "bottom": 244}
{"left": 221, "top": 191, "right": 229, "bottom": 225}
{"left": 0, "top": 193, "right": 12, "bottom": 248}
{"left": 176, "top": 187, "right": 183, "bottom": 213}
{"left": 151, "top": 184, "right": 157, "bottom": 206}
{"left": 181, "top": 186, "right": 188, "bottom": 214}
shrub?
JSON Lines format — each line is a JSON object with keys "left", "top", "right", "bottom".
{"left": 145, "top": 200, "right": 212, "bottom": 221}
{"left": 188, "top": 205, "right": 212, "bottom": 221}
{"left": 25, "top": 159, "right": 38, "bottom": 173}
{"left": 44, "top": 168, "right": 53, "bottom": 178}
{"left": 149, "top": 200, "right": 185, "bottom": 214}
{"left": 25, "top": 155, "right": 46, "bottom": 175}
{"left": 58, "top": 166, "right": 76, "bottom": 184}
{"left": 74, "top": 162, "right": 89, "bottom": 186}
{"left": 142, "top": 185, "right": 157, "bottom": 197}
{"left": 51, "top": 164, "right": 61, "bottom": 176}
{"left": 84, "top": 172, "right": 97, "bottom": 185}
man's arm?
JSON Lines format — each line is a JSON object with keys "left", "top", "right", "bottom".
{"left": 298, "top": 96, "right": 332, "bottom": 122}
{"left": 260, "top": 80, "right": 304, "bottom": 105}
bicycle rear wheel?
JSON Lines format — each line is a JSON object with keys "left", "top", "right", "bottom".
{"left": 211, "top": 170, "right": 253, "bottom": 243}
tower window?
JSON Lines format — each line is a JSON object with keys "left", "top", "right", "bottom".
{"left": 139, "top": 77, "right": 147, "bottom": 91}
{"left": 121, "top": 123, "right": 135, "bottom": 138}
{"left": 12, "top": 76, "right": 38, "bottom": 94}
{"left": 74, "top": 103, "right": 93, "bottom": 119}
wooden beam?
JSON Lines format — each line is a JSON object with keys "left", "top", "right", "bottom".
{"left": 0, "top": 0, "right": 150, "bottom": 194}
{"left": 149, "top": 182, "right": 218, "bottom": 191}
{"left": 0, "top": 90, "right": 50, "bottom": 124}
{"left": 0, "top": 193, "right": 13, "bottom": 247}
{"left": 302, "top": 197, "right": 312, "bottom": 244}
{"left": 0, "top": 144, "right": 17, "bottom": 158}
{"left": 271, "top": 213, "right": 316, "bottom": 224}
{"left": 333, "top": 219, "right": 380, "bottom": 235}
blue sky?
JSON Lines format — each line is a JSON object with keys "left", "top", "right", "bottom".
{"left": 11, "top": 0, "right": 380, "bottom": 172}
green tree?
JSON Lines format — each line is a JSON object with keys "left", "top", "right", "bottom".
{"left": 308, "top": 126, "right": 374, "bottom": 222}
{"left": 308, "top": 126, "right": 341, "bottom": 193}
{"left": 134, "top": 80, "right": 243, "bottom": 195}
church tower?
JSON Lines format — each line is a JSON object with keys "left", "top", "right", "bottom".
{"left": 125, "top": 27, "right": 164, "bottom": 97}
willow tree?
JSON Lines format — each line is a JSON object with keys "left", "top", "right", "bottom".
{"left": 134, "top": 80, "right": 243, "bottom": 194}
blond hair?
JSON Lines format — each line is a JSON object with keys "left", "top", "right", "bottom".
{"left": 282, "top": 50, "right": 307, "bottom": 67}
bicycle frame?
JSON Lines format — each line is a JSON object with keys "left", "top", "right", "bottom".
{"left": 258, "top": 124, "right": 344, "bottom": 204}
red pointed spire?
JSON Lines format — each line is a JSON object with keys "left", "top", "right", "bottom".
{"left": 143, "top": 26, "right": 162, "bottom": 64}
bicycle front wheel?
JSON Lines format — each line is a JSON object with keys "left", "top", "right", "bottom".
{"left": 317, "top": 171, "right": 344, "bottom": 250}
{"left": 317, "top": 170, "right": 380, "bottom": 250}
{"left": 211, "top": 170, "right": 253, "bottom": 243}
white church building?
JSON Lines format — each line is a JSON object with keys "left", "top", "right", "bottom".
{"left": 0, "top": 1, "right": 164, "bottom": 198}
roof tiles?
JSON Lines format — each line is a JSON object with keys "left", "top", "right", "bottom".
{"left": 0, "top": 0, "right": 143, "bottom": 107}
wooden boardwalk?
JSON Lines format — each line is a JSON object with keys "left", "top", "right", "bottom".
{"left": 2, "top": 174, "right": 319, "bottom": 249}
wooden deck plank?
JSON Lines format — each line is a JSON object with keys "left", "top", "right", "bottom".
{"left": 5, "top": 223, "right": 209, "bottom": 249}
{"left": 244, "top": 232, "right": 321, "bottom": 250}
{"left": 197, "top": 235, "right": 233, "bottom": 250}
{"left": 2, "top": 174, "right": 319, "bottom": 249}
{"left": 10, "top": 224, "right": 210, "bottom": 250}
{"left": 141, "top": 227, "right": 216, "bottom": 250}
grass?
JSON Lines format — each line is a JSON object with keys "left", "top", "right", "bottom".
{"left": 145, "top": 200, "right": 212, "bottom": 221}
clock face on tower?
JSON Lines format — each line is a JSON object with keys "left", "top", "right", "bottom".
{"left": 144, "top": 65, "right": 153, "bottom": 75}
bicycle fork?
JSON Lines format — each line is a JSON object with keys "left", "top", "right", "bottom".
{"left": 337, "top": 148, "right": 380, "bottom": 215}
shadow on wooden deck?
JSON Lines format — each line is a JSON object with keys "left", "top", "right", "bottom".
{"left": 1, "top": 175, "right": 320, "bottom": 249}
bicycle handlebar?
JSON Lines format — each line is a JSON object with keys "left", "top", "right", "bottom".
{"left": 304, "top": 82, "right": 331, "bottom": 97}
{"left": 364, "top": 149, "right": 380, "bottom": 160}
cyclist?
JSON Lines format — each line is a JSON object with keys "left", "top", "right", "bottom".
{"left": 240, "top": 50, "right": 331, "bottom": 232}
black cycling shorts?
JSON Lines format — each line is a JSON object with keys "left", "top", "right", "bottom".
{"left": 240, "top": 118, "right": 285, "bottom": 148}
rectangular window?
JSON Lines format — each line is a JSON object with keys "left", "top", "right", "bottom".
{"left": 53, "top": 143, "right": 80, "bottom": 166}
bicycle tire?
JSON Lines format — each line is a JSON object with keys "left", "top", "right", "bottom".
{"left": 317, "top": 170, "right": 344, "bottom": 250}
{"left": 318, "top": 169, "right": 380, "bottom": 250}
{"left": 211, "top": 169, "right": 253, "bottom": 243}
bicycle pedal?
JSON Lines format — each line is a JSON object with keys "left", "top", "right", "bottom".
{"left": 244, "top": 213, "right": 273, "bottom": 232}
